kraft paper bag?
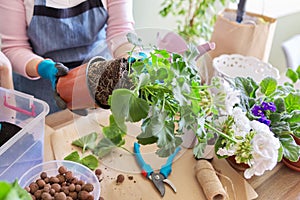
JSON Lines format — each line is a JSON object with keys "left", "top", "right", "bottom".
{"left": 207, "top": 8, "right": 277, "bottom": 79}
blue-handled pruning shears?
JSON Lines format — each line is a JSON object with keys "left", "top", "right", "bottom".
{"left": 133, "top": 142, "right": 181, "bottom": 197}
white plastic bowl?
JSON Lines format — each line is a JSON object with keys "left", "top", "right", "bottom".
{"left": 213, "top": 54, "right": 280, "bottom": 82}
{"left": 19, "top": 160, "right": 100, "bottom": 199}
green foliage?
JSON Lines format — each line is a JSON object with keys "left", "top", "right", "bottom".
{"left": 72, "top": 132, "right": 98, "bottom": 153}
{"left": 225, "top": 76, "right": 300, "bottom": 162}
{"left": 70, "top": 125, "right": 125, "bottom": 161}
{"left": 98, "top": 33, "right": 216, "bottom": 158}
{"left": 159, "top": 0, "right": 237, "bottom": 42}
{"left": 64, "top": 151, "right": 99, "bottom": 170}
{"left": 0, "top": 180, "right": 31, "bottom": 200}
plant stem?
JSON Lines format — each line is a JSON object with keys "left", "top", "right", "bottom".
{"left": 182, "top": 93, "right": 202, "bottom": 101}
{"left": 120, "top": 146, "right": 134, "bottom": 155}
{"left": 191, "top": 85, "right": 210, "bottom": 89}
{"left": 144, "top": 87, "right": 155, "bottom": 98}
{"left": 128, "top": 45, "right": 137, "bottom": 74}
{"left": 205, "top": 122, "right": 238, "bottom": 143}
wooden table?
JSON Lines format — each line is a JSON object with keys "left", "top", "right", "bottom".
{"left": 44, "top": 109, "right": 300, "bottom": 200}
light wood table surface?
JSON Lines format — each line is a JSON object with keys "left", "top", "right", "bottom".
{"left": 44, "top": 109, "right": 300, "bottom": 200}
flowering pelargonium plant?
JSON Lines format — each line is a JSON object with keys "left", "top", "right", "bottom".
{"left": 210, "top": 74, "right": 300, "bottom": 179}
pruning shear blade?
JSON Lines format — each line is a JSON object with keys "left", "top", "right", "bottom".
{"left": 133, "top": 142, "right": 181, "bottom": 197}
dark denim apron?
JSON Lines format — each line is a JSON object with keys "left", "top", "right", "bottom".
{"left": 14, "top": 0, "right": 110, "bottom": 113}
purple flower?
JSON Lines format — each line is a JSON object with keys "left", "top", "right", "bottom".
{"left": 261, "top": 102, "right": 277, "bottom": 112}
{"left": 258, "top": 116, "right": 271, "bottom": 126}
{"left": 251, "top": 105, "right": 265, "bottom": 117}
{"left": 251, "top": 101, "right": 276, "bottom": 127}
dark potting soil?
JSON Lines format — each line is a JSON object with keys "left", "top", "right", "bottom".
{"left": 0, "top": 121, "right": 22, "bottom": 147}
{"left": 87, "top": 57, "right": 132, "bottom": 108}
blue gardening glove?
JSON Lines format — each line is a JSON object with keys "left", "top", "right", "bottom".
{"left": 37, "top": 59, "right": 69, "bottom": 89}
{"left": 37, "top": 59, "right": 69, "bottom": 110}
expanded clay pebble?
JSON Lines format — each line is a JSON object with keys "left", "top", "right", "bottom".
{"left": 116, "top": 174, "right": 125, "bottom": 185}
{"left": 95, "top": 169, "right": 102, "bottom": 176}
{"left": 25, "top": 165, "right": 96, "bottom": 200}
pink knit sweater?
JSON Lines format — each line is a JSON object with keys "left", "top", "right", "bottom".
{"left": 0, "top": 0, "right": 134, "bottom": 78}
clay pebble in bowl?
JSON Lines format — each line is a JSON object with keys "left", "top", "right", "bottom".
{"left": 19, "top": 160, "right": 101, "bottom": 200}
{"left": 213, "top": 54, "right": 280, "bottom": 82}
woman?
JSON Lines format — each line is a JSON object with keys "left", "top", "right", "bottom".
{"left": 0, "top": 0, "right": 135, "bottom": 113}
{"left": 0, "top": 51, "right": 13, "bottom": 89}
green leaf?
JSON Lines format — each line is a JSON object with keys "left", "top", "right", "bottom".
{"left": 102, "top": 115, "right": 126, "bottom": 140}
{"left": 286, "top": 110, "right": 300, "bottom": 123}
{"left": 11, "top": 180, "right": 32, "bottom": 200}
{"left": 137, "top": 73, "right": 150, "bottom": 89}
{"left": 277, "top": 144, "right": 283, "bottom": 162}
{"left": 271, "top": 121, "right": 290, "bottom": 135}
{"left": 64, "top": 151, "right": 81, "bottom": 163}
{"left": 172, "top": 77, "right": 189, "bottom": 106}
{"left": 129, "top": 96, "right": 150, "bottom": 122}
{"left": 131, "top": 61, "right": 146, "bottom": 74}
{"left": 137, "top": 118, "right": 158, "bottom": 145}
{"left": 0, "top": 182, "right": 11, "bottom": 199}
{"left": 93, "top": 138, "right": 117, "bottom": 158}
{"left": 126, "top": 32, "right": 142, "bottom": 46}
{"left": 260, "top": 77, "right": 277, "bottom": 96}
{"left": 12, "top": 180, "right": 31, "bottom": 200}
{"left": 0, "top": 180, "right": 31, "bottom": 200}
{"left": 139, "top": 112, "right": 175, "bottom": 148}
{"left": 154, "top": 49, "right": 170, "bottom": 59}
{"left": 193, "top": 142, "right": 207, "bottom": 159}
{"left": 280, "top": 135, "right": 300, "bottom": 162}
{"left": 296, "top": 65, "right": 300, "bottom": 77}
{"left": 64, "top": 151, "right": 98, "bottom": 170}
{"left": 284, "top": 93, "right": 300, "bottom": 112}
{"left": 234, "top": 77, "right": 258, "bottom": 98}
{"left": 71, "top": 132, "right": 98, "bottom": 153}
{"left": 156, "top": 67, "right": 169, "bottom": 81}
{"left": 110, "top": 89, "right": 149, "bottom": 124}
{"left": 81, "top": 155, "right": 99, "bottom": 170}
{"left": 156, "top": 137, "right": 182, "bottom": 157}
{"left": 285, "top": 68, "right": 298, "bottom": 83}
{"left": 274, "top": 98, "right": 286, "bottom": 113}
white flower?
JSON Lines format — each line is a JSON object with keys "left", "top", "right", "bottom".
{"left": 231, "top": 107, "right": 251, "bottom": 138}
{"left": 214, "top": 78, "right": 241, "bottom": 115}
{"left": 223, "top": 80, "right": 240, "bottom": 114}
{"left": 217, "top": 146, "right": 236, "bottom": 157}
{"left": 244, "top": 121, "right": 280, "bottom": 179}
{"left": 224, "top": 89, "right": 241, "bottom": 115}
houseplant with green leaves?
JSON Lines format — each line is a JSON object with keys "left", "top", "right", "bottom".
{"left": 70, "top": 33, "right": 300, "bottom": 179}
{"left": 210, "top": 68, "right": 300, "bottom": 178}
{"left": 159, "top": 0, "right": 237, "bottom": 43}
{"left": 95, "top": 33, "right": 224, "bottom": 158}
{"left": 71, "top": 32, "right": 233, "bottom": 159}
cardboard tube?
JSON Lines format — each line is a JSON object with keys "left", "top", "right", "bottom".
{"left": 195, "top": 160, "right": 227, "bottom": 200}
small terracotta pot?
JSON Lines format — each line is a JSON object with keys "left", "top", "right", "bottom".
{"left": 56, "top": 57, "right": 105, "bottom": 110}
{"left": 57, "top": 63, "right": 96, "bottom": 110}
{"left": 226, "top": 156, "right": 249, "bottom": 171}
{"left": 282, "top": 135, "right": 300, "bottom": 172}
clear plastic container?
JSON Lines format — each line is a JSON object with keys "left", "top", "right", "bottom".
{"left": 19, "top": 160, "right": 101, "bottom": 199}
{"left": 0, "top": 87, "right": 49, "bottom": 182}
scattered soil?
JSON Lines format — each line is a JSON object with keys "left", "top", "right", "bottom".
{"left": 87, "top": 58, "right": 132, "bottom": 109}
{"left": 0, "top": 121, "right": 22, "bottom": 147}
